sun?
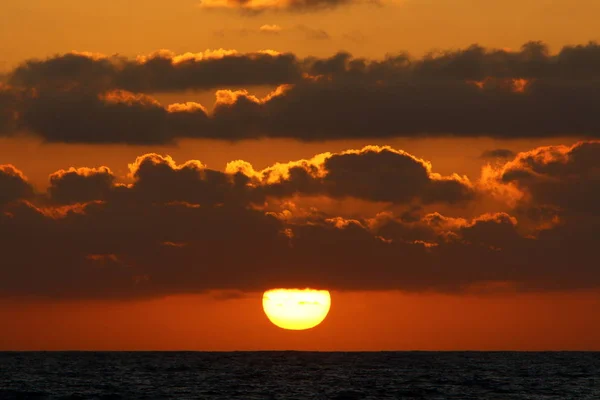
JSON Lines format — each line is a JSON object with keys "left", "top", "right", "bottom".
{"left": 262, "top": 288, "right": 331, "bottom": 330}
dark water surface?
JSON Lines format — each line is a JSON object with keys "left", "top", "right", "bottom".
{"left": 1, "top": 352, "right": 598, "bottom": 399}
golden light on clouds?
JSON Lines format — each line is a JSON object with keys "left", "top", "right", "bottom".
{"left": 135, "top": 49, "right": 239, "bottom": 64}
{"left": 214, "top": 84, "right": 292, "bottom": 107}
{"left": 166, "top": 102, "right": 208, "bottom": 114}
{"left": 2, "top": 0, "right": 600, "bottom": 354}
{"left": 259, "top": 24, "right": 282, "bottom": 34}
{"left": 262, "top": 289, "right": 331, "bottom": 330}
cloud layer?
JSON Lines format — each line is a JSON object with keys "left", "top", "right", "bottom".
{"left": 2, "top": 42, "right": 600, "bottom": 143}
{"left": 10, "top": 42, "right": 600, "bottom": 91}
{"left": 198, "top": 0, "right": 359, "bottom": 13}
{"left": 1, "top": 142, "right": 599, "bottom": 299}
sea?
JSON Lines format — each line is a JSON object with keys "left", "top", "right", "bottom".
{"left": 0, "top": 352, "right": 598, "bottom": 399}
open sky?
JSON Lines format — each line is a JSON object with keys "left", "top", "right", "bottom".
{"left": 1, "top": 0, "right": 600, "bottom": 350}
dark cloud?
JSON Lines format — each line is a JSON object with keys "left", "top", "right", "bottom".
{"left": 9, "top": 51, "right": 301, "bottom": 93}
{"left": 492, "top": 141, "right": 600, "bottom": 215}
{"left": 45, "top": 154, "right": 260, "bottom": 206}
{"left": 20, "top": 89, "right": 169, "bottom": 144}
{"left": 245, "top": 78, "right": 600, "bottom": 140}
{"left": 2, "top": 194, "right": 598, "bottom": 298}
{"left": 44, "top": 147, "right": 472, "bottom": 206}
{"left": 10, "top": 77, "right": 600, "bottom": 144}
{"left": 0, "top": 194, "right": 289, "bottom": 299}
{"left": 3, "top": 42, "right": 600, "bottom": 143}
{"left": 480, "top": 149, "right": 516, "bottom": 159}
{"left": 48, "top": 167, "right": 115, "bottom": 204}
{"left": 8, "top": 42, "right": 600, "bottom": 91}
{"left": 0, "top": 86, "right": 19, "bottom": 134}
{"left": 1, "top": 143, "right": 600, "bottom": 299}
{"left": 20, "top": 89, "right": 211, "bottom": 144}
{"left": 0, "top": 165, "right": 34, "bottom": 205}
{"left": 252, "top": 147, "right": 474, "bottom": 205}
{"left": 128, "top": 153, "right": 259, "bottom": 206}
{"left": 198, "top": 0, "right": 359, "bottom": 13}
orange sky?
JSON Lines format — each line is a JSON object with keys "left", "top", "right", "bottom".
{"left": 1, "top": 0, "right": 600, "bottom": 351}
{"left": 2, "top": 291, "right": 600, "bottom": 351}
{"left": 2, "top": 0, "right": 600, "bottom": 70}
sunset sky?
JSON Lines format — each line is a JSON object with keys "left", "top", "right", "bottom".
{"left": 1, "top": 0, "right": 600, "bottom": 350}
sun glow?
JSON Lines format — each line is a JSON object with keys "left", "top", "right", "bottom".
{"left": 262, "top": 289, "right": 331, "bottom": 330}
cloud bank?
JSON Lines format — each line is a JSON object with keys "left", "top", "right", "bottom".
{"left": 1, "top": 142, "right": 599, "bottom": 299}
{"left": 198, "top": 0, "right": 360, "bottom": 14}
{"left": 1, "top": 42, "right": 600, "bottom": 143}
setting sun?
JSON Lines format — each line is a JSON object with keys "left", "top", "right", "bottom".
{"left": 262, "top": 289, "right": 331, "bottom": 330}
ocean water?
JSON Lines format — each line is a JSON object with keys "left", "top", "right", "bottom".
{"left": 0, "top": 352, "right": 598, "bottom": 399}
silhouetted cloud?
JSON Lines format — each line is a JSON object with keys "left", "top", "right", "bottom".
{"left": 3, "top": 42, "right": 600, "bottom": 143}
{"left": 485, "top": 141, "right": 600, "bottom": 216}
{"left": 48, "top": 167, "right": 115, "bottom": 204}
{"left": 9, "top": 50, "right": 301, "bottom": 92}
{"left": 44, "top": 146, "right": 472, "bottom": 206}
{"left": 127, "top": 153, "right": 259, "bottom": 206}
{"left": 8, "top": 78, "right": 600, "bottom": 144}
{"left": 9, "top": 42, "right": 600, "bottom": 91}
{"left": 0, "top": 85, "right": 19, "bottom": 134}
{"left": 243, "top": 146, "right": 474, "bottom": 204}
{"left": 198, "top": 0, "right": 359, "bottom": 14}
{"left": 21, "top": 89, "right": 183, "bottom": 144}
{"left": 1, "top": 143, "right": 600, "bottom": 298}
{"left": 0, "top": 165, "right": 34, "bottom": 205}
